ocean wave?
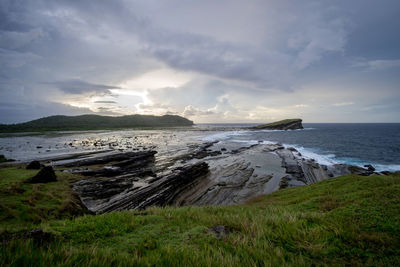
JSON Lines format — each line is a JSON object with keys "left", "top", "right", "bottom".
{"left": 224, "top": 138, "right": 400, "bottom": 172}
{"left": 252, "top": 128, "right": 316, "bottom": 133}
{"left": 283, "top": 144, "right": 339, "bottom": 166}
{"left": 201, "top": 127, "right": 315, "bottom": 142}
{"left": 284, "top": 144, "right": 400, "bottom": 172}
{"left": 332, "top": 157, "right": 400, "bottom": 172}
{"left": 201, "top": 131, "right": 250, "bottom": 142}
{"left": 231, "top": 139, "right": 277, "bottom": 145}
{"left": 201, "top": 129, "right": 400, "bottom": 173}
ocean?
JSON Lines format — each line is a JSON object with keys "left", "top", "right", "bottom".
{"left": 1, "top": 123, "right": 399, "bottom": 172}
{"left": 200, "top": 123, "right": 400, "bottom": 172}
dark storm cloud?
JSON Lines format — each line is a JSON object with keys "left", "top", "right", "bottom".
{"left": 45, "top": 80, "right": 120, "bottom": 95}
{"left": 0, "top": 0, "right": 399, "bottom": 122}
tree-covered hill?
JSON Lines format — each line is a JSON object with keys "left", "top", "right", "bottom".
{"left": 0, "top": 114, "right": 194, "bottom": 132}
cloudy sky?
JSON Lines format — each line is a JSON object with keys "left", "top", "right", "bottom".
{"left": 1, "top": 0, "right": 399, "bottom": 123}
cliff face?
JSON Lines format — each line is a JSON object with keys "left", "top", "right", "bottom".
{"left": 251, "top": 119, "right": 303, "bottom": 130}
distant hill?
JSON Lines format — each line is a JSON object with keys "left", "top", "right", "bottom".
{"left": 0, "top": 114, "right": 194, "bottom": 133}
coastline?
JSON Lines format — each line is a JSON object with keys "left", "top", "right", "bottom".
{"left": 1, "top": 124, "right": 400, "bottom": 172}
{"left": 1, "top": 125, "right": 399, "bottom": 265}
{"left": 2, "top": 125, "right": 398, "bottom": 213}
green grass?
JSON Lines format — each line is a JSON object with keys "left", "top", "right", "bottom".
{"left": 1, "top": 167, "right": 399, "bottom": 266}
{"left": 0, "top": 167, "right": 87, "bottom": 232}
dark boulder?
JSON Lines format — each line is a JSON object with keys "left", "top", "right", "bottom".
{"left": 364, "top": 164, "right": 376, "bottom": 172}
{"left": 29, "top": 166, "right": 57, "bottom": 183}
{"left": 26, "top": 160, "right": 41, "bottom": 170}
{"left": 348, "top": 165, "right": 374, "bottom": 176}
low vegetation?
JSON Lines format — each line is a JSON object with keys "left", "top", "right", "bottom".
{"left": 0, "top": 155, "right": 15, "bottom": 163}
{"left": 0, "top": 167, "right": 87, "bottom": 232}
{"left": 1, "top": 166, "right": 399, "bottom": 266}
{"left": 0, "top": 114, "right": 194, "bottom": 133}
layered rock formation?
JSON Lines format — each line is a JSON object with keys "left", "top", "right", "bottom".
{"left": 54, "top": 150, "right": 209, "bottom": 213}
{"left": 251, "top": 119, "right": 303, "bottom": 130}
{"left": 72, "top": 162, "right": 209, "bottom": 213}
{"left": 46, "top": 139, "right": 377, "bottom": 213}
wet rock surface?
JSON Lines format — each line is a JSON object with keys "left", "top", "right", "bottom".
{"left": 176, "top": 141, "right": 221, "bottom": 162}
{"left": 15, "top": 131, "right": 382, "bottom": 213}
{"left": 73, "top": 162, "right": 209, "bottom": 213}
{"left": 61, "top": 151, "right": 157, "bottom": 168}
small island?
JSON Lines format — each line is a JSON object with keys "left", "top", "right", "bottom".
{"left": 0, "top": 114, "right": 194, "bottom": 133}
{"left": 251, "top": 118, "right": 303, "bottom": 130}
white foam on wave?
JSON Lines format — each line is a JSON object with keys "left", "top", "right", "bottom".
{"left": 252, "top": 128, "right": 315, "bottom": 133}
{"left": 287, "top": 145, "right": 400, "bottom": 172}
{"left": 231, "top": 139, "right": 276, "bottom": 145}
{"left": 232, "top": 140, "right": 400, "bottom": 172}
{"left": 373, "top": 164, "right": 400, "bottom": 172}
{"left": 201, "top": 130, "right": 400, "bottom": 173}
{"left": 284, "top": 145, "right": 338, "bottom": 166}
{"left": 201, "top": 131, "right": 250, "bottom": 142}
{"left": 332, "top": 157, "right": 400, "bottom": 172}
{"left": 202, "top": 127, "right": 316, "bottom": 141}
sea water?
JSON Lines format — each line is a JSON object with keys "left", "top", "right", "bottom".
{"left": 1, "top": 123, "right": 399, "bottom": 173}
{"left": 200, "top": 123, "right": 400, "bottom": 172}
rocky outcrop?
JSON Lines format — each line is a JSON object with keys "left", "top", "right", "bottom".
{"left": 29, "top": 166, "right": 57, "bottom": 183}
{"left": 60, "top": 151, "right": 157, "bottom": 168}
{"left": 26, "top": 160, "right": 42, "bottom": 170}
{"left": 176, "top": 142, "right": 221, "bottom": 162}
{"left": 73, "top": 162, "right": 209, "bottom": 213}
{"left": 58, "top": 151, "right": 157, "bottom": 180}
{"left": 53, "top": 139, "right": 378, "bottom": 213}
{"left": 174, "top": 143, "right": 366, "bottom": 206}
{"left": 174, "top": 145, "right": 287, "bottom": 206}
{"left": 251, "top": 119, "right": 303, "bottom": 130}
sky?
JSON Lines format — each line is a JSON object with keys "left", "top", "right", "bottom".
{"left": 0, "top": 0, "right": 400, "bottom": 124}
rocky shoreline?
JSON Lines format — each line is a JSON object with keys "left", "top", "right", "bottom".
{"left": 14, "top": 138, "right": 379, "bottom": 214}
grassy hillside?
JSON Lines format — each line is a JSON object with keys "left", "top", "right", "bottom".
{"left": 0, "top": 166, "right": 399, "bottom": 266}
{"left": 0, "top": 167, "right": 88, "bottom": 232}
{"left": 0, "top": 114, "right": 194, "bottom": 133}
